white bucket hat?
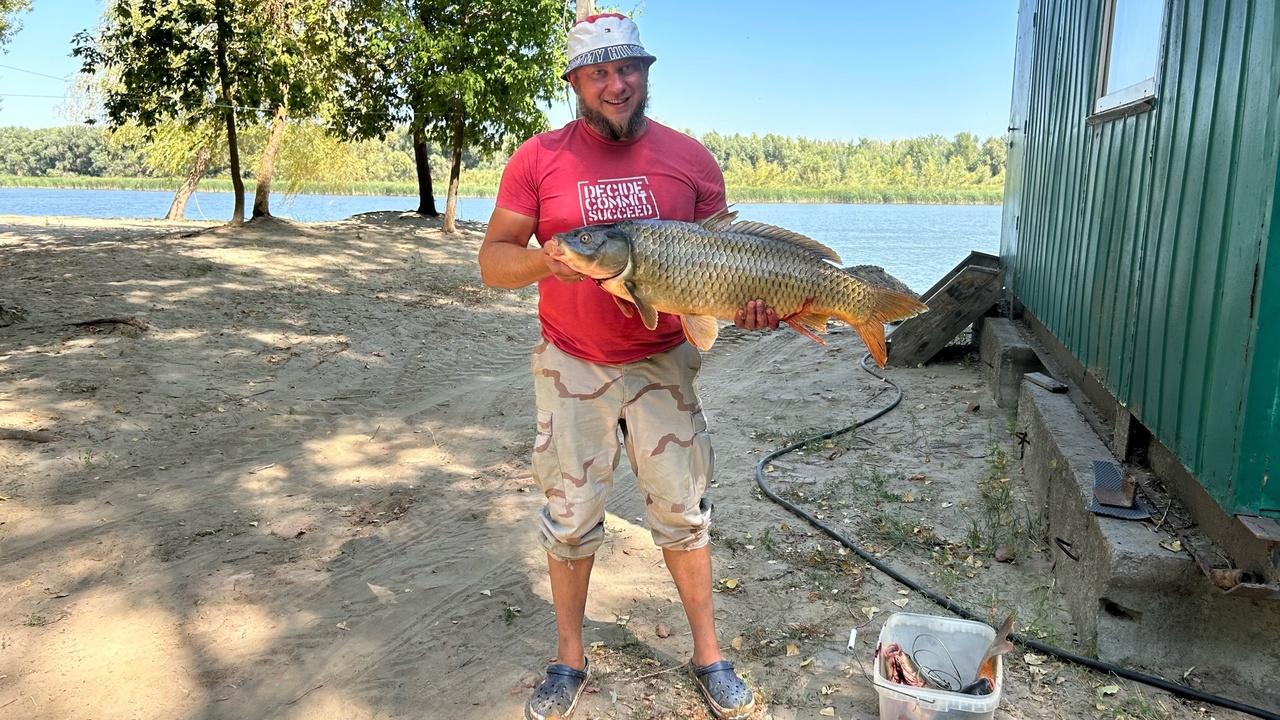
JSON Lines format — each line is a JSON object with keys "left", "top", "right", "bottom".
{"left": 563, "top": 13, "right": 657, "bottom": 80}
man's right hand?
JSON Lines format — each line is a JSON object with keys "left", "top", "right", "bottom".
{"left": 479, "top": 208, "right": 577, "bottom": 289}
{"left": 542, "top": 238, "right": 585, "bottom": 283}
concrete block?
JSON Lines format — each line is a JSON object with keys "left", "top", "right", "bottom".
{"left": 1017, "top": 382, "right": 1280, "bottom": 706}
{"left": 977, "top": 318, "right": 1042, "bottom": 408}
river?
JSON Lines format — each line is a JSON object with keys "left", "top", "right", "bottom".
{"left": 0, "top": 187, "right": 1000, "bottom": 292}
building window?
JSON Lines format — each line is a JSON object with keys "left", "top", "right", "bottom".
{"left": 1094, "top": 0, "right": 1165, "bottom": 116}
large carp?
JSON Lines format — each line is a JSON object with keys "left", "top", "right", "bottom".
{"left": 547, "top": 209, "right": 928, "bottom": 366}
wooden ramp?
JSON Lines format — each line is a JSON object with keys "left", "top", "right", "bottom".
{"left": 887, "top": 251, "right": 1003, "bottom": 367}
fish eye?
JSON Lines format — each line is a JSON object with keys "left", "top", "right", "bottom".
{"left": 579, "top": 232, "right": 592, "bottom": 244}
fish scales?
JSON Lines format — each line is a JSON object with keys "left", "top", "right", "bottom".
{"left": 547, "top": 210, "right": 928, "bottom": 366}
{"left": 627, "top": 220, "right": 862, "bottom": 319}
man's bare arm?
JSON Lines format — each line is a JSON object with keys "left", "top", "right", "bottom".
{"left": 478, "top": 207, "right": 583, "bottom": 289}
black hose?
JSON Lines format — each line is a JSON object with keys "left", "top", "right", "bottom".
{"left": 752, "top": 352, "right": 1280, "bottom": 720}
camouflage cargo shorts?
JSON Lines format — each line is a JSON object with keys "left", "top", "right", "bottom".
{"left": 531, "top": 340, "right": 714, "bottom": 560}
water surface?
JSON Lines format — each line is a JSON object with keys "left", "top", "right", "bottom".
{"left": 1, "top": 187, "right": 1000, "bottom": 292}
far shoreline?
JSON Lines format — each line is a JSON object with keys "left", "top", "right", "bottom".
{"left": 1, "top": 175, "right": 1005, "bottom": 206}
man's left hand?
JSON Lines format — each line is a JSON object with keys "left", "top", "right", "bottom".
{"left": 734, "top": 299, "right": 779, "bottom": 331}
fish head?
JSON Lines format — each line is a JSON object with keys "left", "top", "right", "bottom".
{"left": 548, "top": 224, "right": 633, "bottom": 279}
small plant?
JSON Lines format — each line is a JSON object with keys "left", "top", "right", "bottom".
{"left": 23, "top": 613, "right": 48, "bottom": 627}
{"left": 846, "top": 469, "right": 901, "bottom": 504}
{"left": 1114, "top": 688, "right": 1172, "bottom": 720}
{"left": 873, "top": 513, "right": 917, "bottom": 547}
{"left": 929, "top": 546, "right": 965, "bottom": 594}
{"left": 869, "top": 513, "right": 940, "bottom": 551}
{"left": 801, "top": 546, "right": 862, "bottom": 575}
{"left": 963, "top": 514, "right": 987, "bottom": 552}
{"left": 752, "top": 426, "right": 825, "bottom": 449}
{"left": 982, "top": 587, "right": 1011, "bottom": 620}
{"left": 1021, "top": 583, "right": 1066, "bottom": 646}
{"left": 960, "top": 446, "right": 1035, "bottom": 558}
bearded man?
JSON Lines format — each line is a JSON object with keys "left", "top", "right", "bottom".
{"left": 478, "top": 13, "right": 773, "bottom": 720}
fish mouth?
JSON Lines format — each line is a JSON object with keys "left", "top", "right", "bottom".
{"left": 547, "top": 235, "right": 588, "bottom": 262}
{"left": 546, "top": 235, "right": 625, "bottom": 282}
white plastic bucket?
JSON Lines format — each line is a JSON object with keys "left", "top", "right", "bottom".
{"left": 873, "top": 612, "right": 1003, "bottom": 720}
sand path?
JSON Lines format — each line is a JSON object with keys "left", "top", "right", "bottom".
{"left": 0, "top": 214, "right": 1254, "bottom": 719}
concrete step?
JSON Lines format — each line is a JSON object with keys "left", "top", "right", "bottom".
{"left": 1017, "top": 377, "right": 1280, "bottom": 708}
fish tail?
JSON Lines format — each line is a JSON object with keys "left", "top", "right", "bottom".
{"left": 833, "top": 287, "right": 928, "bottom": 367}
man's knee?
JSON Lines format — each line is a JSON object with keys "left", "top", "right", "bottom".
{"left": 647, "top": 497, "right": 714, "bottom": 551}
{"left": 538, "top": 514, "right": 606, "bottom": 560}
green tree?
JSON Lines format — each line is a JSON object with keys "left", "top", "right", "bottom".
{"left": 0, "top": 0, "right": 29, "bottom": 47}
{"left": 247, "top": 0, "right": 342, "bottom": 218}
{"left": 0, "top": 0, "right": 30, "bottom": 109}
{"left": 74, "top": 0, "right": 343, "bottom": 224}
{"left": 0, "top": 125, "right": 144, "bottom": 176}
{"left": 330, "top": 0, "right": 440, "bottom": 215}
{"left": 693, "top": 130, "right": 1008, "bottom": 193}
{"left": 949, "top": 132, "right": 981, "bottom": 173}
{"left": 111, "top": 119, "right": 223, "bottom": 219}
{"left": 334, "top": 0, "right": 568, "bottom": 231}
{"left": 978, "top": 136, "right": 1007, "bottom": 179}
{"left": 75, "top": 0, "right": 260, "bottom": 223}
{"left": 425, "top": 0, "right": 570, "bottom": 233}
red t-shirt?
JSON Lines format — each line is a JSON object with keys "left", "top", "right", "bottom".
{"left": 496, "top": 118, "right": 726, "bottom": 364}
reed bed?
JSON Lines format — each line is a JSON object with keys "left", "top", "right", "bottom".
{"left": 1, "top": 175, "right": 1002, "bottom": 205}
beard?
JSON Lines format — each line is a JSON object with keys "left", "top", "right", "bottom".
{"left": 577, "top": 91, "right": 649, "bottom": 141}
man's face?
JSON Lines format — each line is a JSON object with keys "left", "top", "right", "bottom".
{"left": 569, "top": 58, "right": 649, "bottom": 141}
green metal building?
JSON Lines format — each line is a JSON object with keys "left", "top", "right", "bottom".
{"left": 1001, "top": 0, "right": 1279, "bottom": 520}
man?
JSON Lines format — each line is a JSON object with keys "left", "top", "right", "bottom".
{"left": 478, "top": 13, "right": 773, "bottom": 720}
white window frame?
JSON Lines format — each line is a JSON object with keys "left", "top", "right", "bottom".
{"left": 1092, "top": 0, "right": 1166, "bottom": 119}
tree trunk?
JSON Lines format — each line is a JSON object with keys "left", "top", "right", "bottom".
{"left": 252, "top": 104, "right": 288, "bottom": 218}
{"left": 575, "top": 0, "right": 595, "bottom": 20}
{"left": 214, "top": 1, "right": 245, "bottom": 225}
{"left": 412, "top": 126, "right": 438, "bottom": 216}
{"left": 165, "top": 142, "right": 213, "bottom": 221}
{"left": 443, "top": 102, "right": 465, "bottom": 234}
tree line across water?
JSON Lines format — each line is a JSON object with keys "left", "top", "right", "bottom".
{"left": 2, "top": 1, "right": 1005, "bottom": 225}
{"left": 0, "top": 124, "right": 1006, "bottom": 207}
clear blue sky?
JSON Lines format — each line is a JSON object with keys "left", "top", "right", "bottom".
{"left": 0, "top": 1, "right": 1018, "bottom": 141}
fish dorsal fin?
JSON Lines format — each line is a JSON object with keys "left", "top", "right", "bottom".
{"left": 724, "top": 220, "right": 842, "bottom": 264}
{"left": 698, "top": 208, "right": 739, "bottom": 232}
{"left": 697, "top": 209, "right": 842, "bottom": 263}
{"left": 680, "top": 314, "right": 719, "bottom": 350}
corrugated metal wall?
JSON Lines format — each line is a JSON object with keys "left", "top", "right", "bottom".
{"left": 1004, "top": 0, "right": 1280, "bottom": 515}
{"left": 1235, "top": 153, "right": 1280, "bottom": 516}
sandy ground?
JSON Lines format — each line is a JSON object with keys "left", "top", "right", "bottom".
{"left": 0, "top": 214, "right": 1254, "bottom": 720}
